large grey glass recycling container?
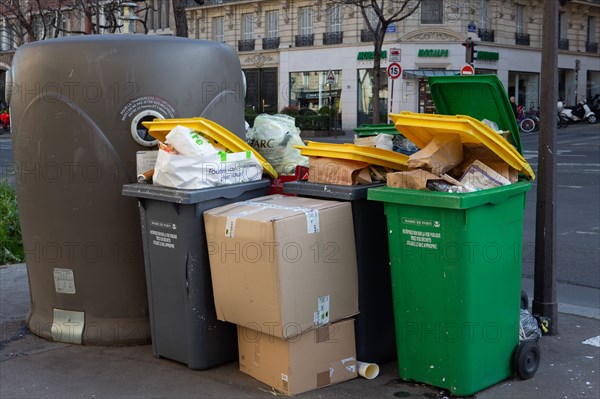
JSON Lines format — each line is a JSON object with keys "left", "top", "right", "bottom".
{"left": 122, "top": 180, "right": 270, "bottom": 370}
{"left": 283, "top": 181, "right": 396, "bottom": 364}
{"left": 9, "top": 35, "right": 247, "bottom": 345}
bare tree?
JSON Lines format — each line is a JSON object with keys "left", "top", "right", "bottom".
{"left": 340, "top": 0, "right": 422, "bottom": 124}
{"left": 0, "top": 0, "right": 156, "bottom": 47}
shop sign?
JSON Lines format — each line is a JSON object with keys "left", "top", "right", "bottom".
{"left": 477, "top": 51, "right": 499, "bottom": 61}
{"left": 357, "top": 50, "right": 388, "bottom": 60}
{"left": 418, "top": 49, "right": 449, "bottom": 57}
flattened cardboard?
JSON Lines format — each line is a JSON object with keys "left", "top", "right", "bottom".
{"left": 451, "top": 143, "right": 518, "bottom": 183}
{"left": 238, "top": 319, "right": 357, "bottom": 395}
{"left": 204, "top": 194, "right": 359, "bottom": 339}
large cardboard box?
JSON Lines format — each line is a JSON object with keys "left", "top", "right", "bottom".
{"left": 238, "top": 319, "right": 357, "bottom": 395}
{"left": 204, "top": 194, "right": 359, "bottom": 339}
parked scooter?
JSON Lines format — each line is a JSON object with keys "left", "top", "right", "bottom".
{"left": 557, "top": 99, "right": 597, "bottom": 124}
{"left": 588, "top": 94, "right": 600, "bottom": 120}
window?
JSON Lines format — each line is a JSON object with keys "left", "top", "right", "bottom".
{"left": 151, "top": 0, "right": 170, "bottom": 30}
{"left": 242, "top": 13, "right": 253, "bottom": 40}
{"left": 1, "top": 19, "right": 16, "bottom": 50}
{"left": 213, "top": 17, "right": 224, "bottom": 42}
{"left": 516, "top": 4, "right": 524, "bottom": 34}
{"left": 59, "top": 13, "right": 69, "bottom": 37}
{"left": 421, "top": 0, "right": 443, "bottom": 24}
{"left": 588, "top": 17, "right": 596, "bottom": 43}
{"left": 161, "top": 0, "right": 170, "bottom": 29}
{"left": 559, "top": 12, "right": 567, "bottom": 39}
{"left": 358, "top": 69, "right": 388, "bottom": 125}
{"left": 479, "top": 0, "right": 489, "bottom": 30}
{"left": 327, "top": 5, "right": 342, "bottom": 33}
{"left": 299, "top": 7, "right": 313, "bottom": 35}
{"left": 266, "top": 10, "right": 278, "bottom": 39}
{"left": 365, "top": 7, "right": 379, "bottom": 29}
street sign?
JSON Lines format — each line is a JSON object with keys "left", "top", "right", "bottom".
{"left": 460, "top": 64, "right": 475, "bottom": 76}
{"left": 326, "top": 69, "right": 336, "bottom": 84}
{"left": 389, "top": 48, "right": 401, "bottom": 62}
{"left": 387, "top": 62, "right": 402, "bottom": 79}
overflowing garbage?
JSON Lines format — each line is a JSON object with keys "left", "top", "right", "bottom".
{"left": 293, "top": 112, "right": 534, "bottom": 191}
{"left": 120, "top": 74, "right": 541, "bottom": 397}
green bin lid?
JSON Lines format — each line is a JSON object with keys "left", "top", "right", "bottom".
{"left": 427, "top": 75, "right": 522, "bottom": 154}
{"left": 353, "top": 124, "right": 398, "bottom": 137}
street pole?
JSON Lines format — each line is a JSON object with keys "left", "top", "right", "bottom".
{"left": 389, "top": 78, "right": 394, "bottom": 124}
{"left": 533, "top": 0, "right": 559, "bottom": 335}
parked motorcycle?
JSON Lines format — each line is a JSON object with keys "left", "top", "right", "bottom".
{"left": 588, "top": 94, "right": 600, "bottom": 120}
{"left": 558, "top": 99, "right": 597, "bottom": 124}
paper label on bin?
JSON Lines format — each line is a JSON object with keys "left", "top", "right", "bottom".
{"left": 401, "top": 218, "right": 442, "bottom": 250}
{"left": 314, "top": 295, "right": 330, "bottom": 326}
{"left": 54, "top": 268, "right": 76, "bottom": 294}
{"left": 149, "top": 219, "right": 178, "bottom": 249}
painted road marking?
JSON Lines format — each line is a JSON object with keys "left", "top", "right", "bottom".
{"left": 582, "top": 336, "right": 600, "bottom": 347}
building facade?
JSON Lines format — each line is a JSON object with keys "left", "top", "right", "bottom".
{"left": 186, "top": 0, "right": 600, "bottom": 129}
{"left": 2, "top": 0, "right": 600, "bottom": 128}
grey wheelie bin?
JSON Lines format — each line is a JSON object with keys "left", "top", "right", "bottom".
{"left": 122, "top": 180, "right": 270, "bottom": 369}
{"left": 283, "top": 181, "right": 396, "bottom": 364}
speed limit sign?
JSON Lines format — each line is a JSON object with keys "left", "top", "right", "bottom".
{"left": 387, "top": 62, "right": 402, "bottom": 79}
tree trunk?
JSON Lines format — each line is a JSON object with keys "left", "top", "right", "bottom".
{"left": 172, "top": 0, "right": 189, "bottom": 37}
{"left": 371, "top": 26, "right": 387, "bottom": 124}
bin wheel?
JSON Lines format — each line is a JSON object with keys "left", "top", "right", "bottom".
{"left": 514, "top": 341, "right": 540, "bottom": 380}
{"left": 520, "top": 290, "right": 529, "bottom": 310}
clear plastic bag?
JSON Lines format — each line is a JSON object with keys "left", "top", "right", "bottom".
{"left": 246, "top": 114, "right": 308, "bottom": 175}
{"left": 520, "top": 308, "right": 542, "bottom": 342}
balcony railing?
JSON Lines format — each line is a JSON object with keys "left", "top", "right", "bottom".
{"left": 515, "top": 32, "right": 530, "bottom": 46}
{"left": 478, "top": 28, "right": 495, "bottom": 42}
{"left": 586, "top": 41, "right": 598, "bottom": 53}
{"left": 295, "top": 34, "right": 314, "bottom": 47}
{"left": 262, "top": 37, "right": 280, "bottom": 50}
{"left": 323, "top": 31, "right": 343, "bottom": 45}
{"left": 238, "top": 39, "right": 255, "bottom": 52}
{"left": 558, "top": 38, "right": 569, "bottom": 50}
{"left": 360, "top": 29, "right": 374, "bottom": 42}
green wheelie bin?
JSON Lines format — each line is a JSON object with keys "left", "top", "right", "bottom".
{"left": 368, "top": 75, "right": 537, "bottom": 396}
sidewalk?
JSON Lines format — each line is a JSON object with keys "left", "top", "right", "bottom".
{"left": 1, "top": 263, "right": 598, "bottom": 399}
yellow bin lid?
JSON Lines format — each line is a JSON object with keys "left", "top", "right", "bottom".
{"left": 390, "top": 112, "right": 535, "bottom": 180}
{"left": 295, "top": 141, "right": 409, "bottom": 170}
{"left": 142, "top": 117, "right": 278, "bottom": 178}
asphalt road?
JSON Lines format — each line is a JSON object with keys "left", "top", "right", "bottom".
{"left": 1, "top": 123, "right": 599, "bottom": 291}
{"left": 520, "top": 123, "right": 600, "bottom": 290}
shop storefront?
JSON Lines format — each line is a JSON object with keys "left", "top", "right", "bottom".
{"left": 509, "top": 71, "right": 540, "bottom": 111}
{"left": 357, "top": 68, "right": 387, "bottom": 125}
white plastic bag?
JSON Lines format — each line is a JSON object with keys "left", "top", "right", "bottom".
{"left": 153, "top": 149, "right": 262, "bottom": 189}
{"left": 374, "top": 134, "right": 394, "bottom": 151}
{"left": 247, "top": 114, "right": 308, "bottom": 175}
{"left": 165, "top": 125, "right": 218, "bottom": 158}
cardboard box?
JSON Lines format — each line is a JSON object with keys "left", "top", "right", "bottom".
{"left": 238, "top": 319, "right": 357, "bottom": 395}
{"left": 204, "top": 195, "right": 359, "bottom": 339}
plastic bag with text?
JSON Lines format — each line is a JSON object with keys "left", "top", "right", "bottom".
{"left": 247, "top": 114, "right": 308, "bottom": 175}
